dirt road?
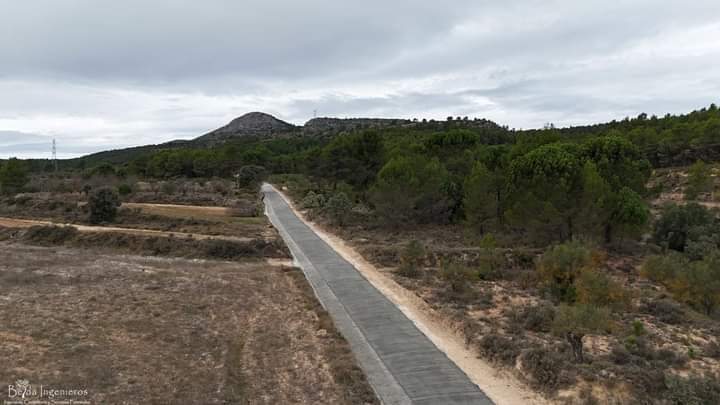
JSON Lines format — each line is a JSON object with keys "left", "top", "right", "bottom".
{"left": 0, "top": 216, "right": 253, "bottom": 242}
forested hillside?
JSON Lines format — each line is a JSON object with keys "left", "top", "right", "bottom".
{"left": 67, "top": 104, "right": 718, "bottom": 245}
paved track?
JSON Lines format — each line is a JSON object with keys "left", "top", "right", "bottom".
{"left": 262, "top": 184, "right": 493, "bottom": 405}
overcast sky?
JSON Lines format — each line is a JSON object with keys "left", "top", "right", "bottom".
{"left": 1, "top": 0, "right": 719, "bottom": 158}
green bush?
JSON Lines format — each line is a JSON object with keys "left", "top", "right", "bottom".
{"left": 117, "top": 183, "right": 133, "bottom": 196}
{"left": 685, "top": 160, "right": 713, "bottom": 200}
{"left": 88, "top": 187, "right": 121, "bottom": 224}
{"left": 478, "top": 234, "right": 497, "bottom": 249}
{"left": 397, "top": 240, "right": 425, "bottom": 278}
{"left": 653, "top": 203, "right": 716, "bottom": 252}
{"left": 476, "top": 248, "right": 506, "bottom": 280}
{"left": 680, "top": 252, "right": 720, "bottom": 315}
{"left": 642, "top": 251, "right": 720, "bottom": 316}
{"left": 324, "top": 192, "right": 352, "bottom": 225}
{"left": 642, "top": 253, "right": 686, "bottom": 284}
{"left": 574, "top": 268, "right": 631, "bottom": 310}
{"left": 537, "top": 242, "right": 592, "bottom": 303}
{"left": 301, "top": 191, "right": 326, "bottom": 209}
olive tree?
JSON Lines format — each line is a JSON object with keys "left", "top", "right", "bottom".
{"left": 552, "top": 304, "right": 611, "bottom": 363}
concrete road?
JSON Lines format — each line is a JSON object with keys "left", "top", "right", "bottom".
{"left": 262, "top": 184, "right": 494, "bottom": 405}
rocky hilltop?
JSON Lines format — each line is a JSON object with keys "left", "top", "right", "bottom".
{"left": 195, "top": 112, "right": 299, "bottom": 144}
{"left": 194, "top": 112, "right": 412, "bottom": 144}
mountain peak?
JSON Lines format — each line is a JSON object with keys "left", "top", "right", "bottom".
{"left": 196, "top": 112, "right": 297, "bottom": 143}
{"left": 222, "top": 112, "right": 295, "bottom": 133}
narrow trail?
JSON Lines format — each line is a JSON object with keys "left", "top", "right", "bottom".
{"left": 262, "top": 183, "right": 497, "bottom": 405}
{"left": 122, "top": 202, "right": 231, "bottom": 216}
{"left": 0, "top": 216, "right": 253, "bottom": 242}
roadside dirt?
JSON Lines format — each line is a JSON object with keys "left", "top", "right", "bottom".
{"left": 270, "top": 185, "right": 550, "bottom": 405}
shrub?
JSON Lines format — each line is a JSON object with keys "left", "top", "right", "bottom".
{"left": 324, "top": 192, "right": 352, "bottom": 225}
{"left": 117, "top": 183, "right": 133, "bottom": 196}
{"left": 686, "top": 231, "right": 720, "bottom": 261}
{"left": 439, "top": 262, "right": 477, "bottom": 303}
{"left": 640, "top": 298, "right": 687, "bottom": 325}
{"left": 520, "top": 347, "right": 564, "bottom": 390}
{"left": 642, "top": 252, "right": 720, "bottom": 316}
{"left": 301, "top": 191, "right": 325, "bottom": 209}
{"left": 521, "top": 303, "right": 556, "bottom": 332}
{"left": 477, "top": 334, "right": 520, "bottom": 365}
{"left": 641, "top": 253, "right": 686, "bottom": 284}
{"left": 574, "top": 268, "right": 631, "bottom": 310}
{"left": 537, "top": 242, "right": 592, "bottom": 303}
{"left": 478, "top": 234, "right": 497, "bottom": 249}
{"left": 680, "top": 252, "right": 720, "bottom": 315}
{"left": 665, "top": 373, "right": 720, "bottom": 405}
{"left": 609, "top": 344, "right": 633, "bottom": 365}
{"left": 397, "top": 240, "right": 425, "bottom": 278}
{"left": 88, "top": 187, "right": 121, "bottom": 224}
{"left": 685, "top": 160, "right": 713, "bottom": 201}
{"left": 653, "top": 203, "right": 715, "bottom": 252}
{"left": 476, "top": 248, "right": 507, "bottom": 280}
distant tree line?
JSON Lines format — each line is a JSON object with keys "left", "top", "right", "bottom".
{"left": 45, "top": 103, "right": 695, "bottom": 243}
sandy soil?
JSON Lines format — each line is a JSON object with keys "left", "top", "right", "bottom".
{"left": 0, "top": 216, "right": 253, "bottom": 242}
{"left": 269, "top": 184, "right": 550, "bottom": 405}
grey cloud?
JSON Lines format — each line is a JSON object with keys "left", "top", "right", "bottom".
{"left": 0, "top": 0, "right": 476, "bottom": 82}
{"left": 0, "top": 0, "right": 719, "bottom": 157}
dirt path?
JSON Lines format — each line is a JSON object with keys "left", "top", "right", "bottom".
{"left": 0, "top": 217, "right": 253, "bottom": 242}
{"left": 123, "top": 202, "right": 231, "bottom": 217}
{"left": 269, "top": 185, "right": 549, "bottom": 405}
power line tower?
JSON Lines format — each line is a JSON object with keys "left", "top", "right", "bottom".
{"left": 52, "top": 138, "right": 58, "bottom": 172}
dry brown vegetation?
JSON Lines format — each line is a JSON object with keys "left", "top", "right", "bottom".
{"left": 0, "top": 243, "right": 376, "bottom": 404}
{"left": 0, "top": 176, "right": 377, "bottom": 405}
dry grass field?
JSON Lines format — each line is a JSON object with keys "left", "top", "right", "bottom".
{"left": 0, "top": 243, "right": 376, "bottom": 404}
{"left": 0, "top": 180, "right": 377, "bottom": 405}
